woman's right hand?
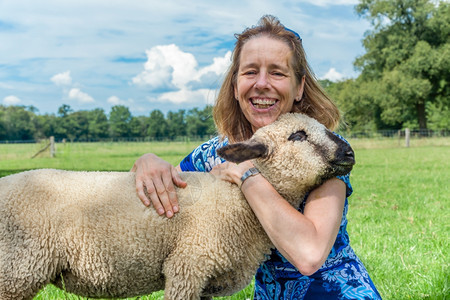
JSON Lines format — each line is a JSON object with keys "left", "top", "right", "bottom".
{"left": 131, "top": 153, "right": 187, "bottom": 218}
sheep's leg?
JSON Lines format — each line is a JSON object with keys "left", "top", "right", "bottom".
{"left": 163, "top": 254, "right": 209, "bottom": 300}
{"left": 0, "top": 247, "right": 51, "bottom": 300}
{"left": 0, "top": 219, "right": 57, "bottom": 300}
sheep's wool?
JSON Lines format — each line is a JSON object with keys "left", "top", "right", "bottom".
{"left": 0, "top": 113, "right": 354, "bottom": 300}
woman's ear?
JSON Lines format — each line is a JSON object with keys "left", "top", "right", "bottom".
{"left": 295, "top": 75, "right": 306, "bottom": 102}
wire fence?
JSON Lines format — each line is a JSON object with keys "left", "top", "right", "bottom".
{"left": 0, "top": 129, "right": 449, "bottom": 144}
{"left": 338, "top": 128, "right": 450, "bottom": 139}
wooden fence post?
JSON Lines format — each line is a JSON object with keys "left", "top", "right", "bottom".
{"left": 405, "top": 128, "right": 410, "bottom": 148}
{"left": 50, "top": 136, "right": 55, "bottom": 157}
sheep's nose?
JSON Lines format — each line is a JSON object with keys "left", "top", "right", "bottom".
{"left": 345, "top": 149, "right": 355, "bottom": 165}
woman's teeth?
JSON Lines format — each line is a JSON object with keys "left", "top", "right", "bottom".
{"left": 251, "top": 98, "right": 277, "bottom": 109}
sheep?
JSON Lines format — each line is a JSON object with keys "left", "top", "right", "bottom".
{"left": 0, "top": 112, "right": 355, "bottom": 300}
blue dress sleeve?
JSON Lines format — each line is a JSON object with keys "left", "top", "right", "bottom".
{"left": 179, "top": 136, "right": 229, "bottom": 172}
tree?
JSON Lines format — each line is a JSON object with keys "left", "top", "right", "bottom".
{"left": 57, "top": 104, "right": 73, "bottom": 118}
{"left": 68, "top": 111, "right": 90, "bottom": 140}
{"left": 147, "top": 110, "right": 168, "bottom": 139}
{"left": 88, "top": 108, "right": 109, "bottom": 139}
{"left": 186, "top": 106, "right": 216, "bottom": 137}
{"left": 355, "top": 0, "right": 450, "bottom": 129}
{"left": 2, "top": 106, "right": 36, "bottom": 140}
{"left": 33, "top": 114, "right": 57, "bottom": 139}
{"left": 109, "top": 105, "right": 132, "bottom": 138}
{"left": 129, "top": 116, "right": 148, "bottom": 138}
{"left": 166, "top": 110, "right": 186, "bottom": 139}
{"left": 0, "top": 107, "right": 7, "bottom": 140}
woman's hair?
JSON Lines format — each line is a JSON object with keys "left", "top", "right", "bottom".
{"left": 213, "top": 15, "right": 341, "bottom": 142}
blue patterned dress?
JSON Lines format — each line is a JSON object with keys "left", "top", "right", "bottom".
{"left": 179, "top": 135, "right": 382, "bottom": 299}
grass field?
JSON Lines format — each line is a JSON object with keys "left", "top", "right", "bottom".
{"left": 0, "top": 136, "right": 449, "bottom": 299}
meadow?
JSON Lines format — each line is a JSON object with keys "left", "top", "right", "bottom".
{"left": 0, "top": 136, "right": 448, "bottom": 299}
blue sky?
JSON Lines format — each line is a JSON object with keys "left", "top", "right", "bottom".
{"left": 0, "top": 0, "right": 370, "bottom": 116}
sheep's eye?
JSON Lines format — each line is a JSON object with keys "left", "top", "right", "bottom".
{"left": 288, "top": 130, "right": 307, "bottom": 142}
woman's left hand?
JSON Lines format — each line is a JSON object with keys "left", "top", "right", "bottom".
{"left": 210, "top": 161, "right": 255, "bottom": 187}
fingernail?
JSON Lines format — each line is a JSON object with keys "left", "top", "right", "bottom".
{"left": 173, "top": 206, "right": 179, "bottom": 213}
{"left": 144, "top": 201, "right": 150, "bottom": 207}
{"left": 167, "top": 211, "right": 173, "bottom": 218}
{"left": 157, "top": 208, "right": 165, "bottom": 215}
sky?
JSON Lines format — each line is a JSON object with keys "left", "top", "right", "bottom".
{"left": 0, "top": 0, "right": 371, "bottom": 116}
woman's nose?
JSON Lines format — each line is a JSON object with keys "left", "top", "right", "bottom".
{"left": 254, "top": 73, "right": 270, "bottom": 89}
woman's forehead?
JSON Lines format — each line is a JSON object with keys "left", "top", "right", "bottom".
{"left": 239, "top": 36, "right": 293, "bottom": 68}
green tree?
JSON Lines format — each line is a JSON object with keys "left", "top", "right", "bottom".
{"left": 33, "top": 114, "right": 57, "bottom": 139}
{"left": 54, "top": 104, "right": 74, "bottom": 139}
{"left": 186, "top": 105, "right": 215, "bottom": 137}
{"left": 0, "top": 107, "right": 7, "bottom": 140}
{"left": 355, "top": 0, "right": 450, "bottom": 129}
{"left": 88, "top": 108, "right": 109, "bottom": 139}
{"left": 166, "top": 110, "right": 186, "bottom": 139}
{"left": 147, "top": 109, "right": 168, "bottom": 139}
{"left": 2, "top": 106, "right": 36, "bottom": 140}
{"left": 109, "top": 105, "right": 132, "bottom": 138}
{"left": 57, "top": 104, "right": 73, "bottom": 117}
{"left": 68, "top": 111, "right": 90, "bottom": 140}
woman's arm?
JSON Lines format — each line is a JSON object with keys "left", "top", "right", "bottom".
{"left": 131, "top": 153, "right": 186, "bottom": 218}
{"left": 211, "top": 161, "right": 346, "bottom": 275}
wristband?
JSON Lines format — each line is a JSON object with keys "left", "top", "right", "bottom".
{"left": 240, "top": 167, "right": 260, "bottom": 188}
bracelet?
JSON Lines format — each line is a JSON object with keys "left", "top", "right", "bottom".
{"left": 240, "top": 167, "right": 260, "bottom": 188}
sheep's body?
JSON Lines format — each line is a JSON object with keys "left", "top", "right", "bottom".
{"left": 0, "top": 113, "right": 355, "bottom": 300}
{"left": 0, "top": 170, "right": 269, "bottom": 299}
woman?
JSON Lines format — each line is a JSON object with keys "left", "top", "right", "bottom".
{"left": 132, "top": 15, "right": 381, "bottom": 299}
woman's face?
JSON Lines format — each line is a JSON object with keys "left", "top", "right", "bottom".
{"left": 234, "top": 35, "right": 305, "bottom": 132}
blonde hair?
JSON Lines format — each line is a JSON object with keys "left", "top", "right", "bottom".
{"left": 213, "top": 15, "right": 340, "bottom": 142}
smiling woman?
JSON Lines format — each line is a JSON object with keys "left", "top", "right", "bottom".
{"left": 233, "top": 36, "right": 305, "bottom": 132}
{"left": 132, "top": 15, "right": 382, "bottom": 299}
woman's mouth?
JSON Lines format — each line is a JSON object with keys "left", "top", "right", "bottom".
{"left": 250, "top": 97, "right": 278, "bottom": 109}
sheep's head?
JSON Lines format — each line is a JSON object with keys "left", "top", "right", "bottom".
{"left": 217, "top": 113, "right": 355, "bottom": 206}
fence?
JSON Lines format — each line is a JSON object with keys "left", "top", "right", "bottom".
{"left": 1, "top": 129, "right": 449, "bottom": 145}
{"left": 338, "top": 128, "right": 450, "bottom": 139}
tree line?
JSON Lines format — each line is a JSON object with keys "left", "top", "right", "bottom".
{"left": 327, "top": 0, "right": 449, "bottom": 132}
{"left": 0, "top": 104, "right": 216, "bottom": 141}
{"left": 1, "top": 0, "right": 448, "bottom": 141}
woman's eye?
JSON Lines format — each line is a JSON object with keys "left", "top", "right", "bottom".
{"left": 272, "top": 71, "right": 286, "bottom": 77}
{"left": 288, "top": 130, "right": 307, "bottom": 142}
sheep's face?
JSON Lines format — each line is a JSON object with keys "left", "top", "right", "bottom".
{"left": 217, "top": 113, "right": 355, "bottom": 205}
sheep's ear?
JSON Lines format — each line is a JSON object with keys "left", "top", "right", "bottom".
{"left": 217, "top": 141, "right": 268, "bottom": 163}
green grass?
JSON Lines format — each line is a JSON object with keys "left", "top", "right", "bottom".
{"left": 1, "top": 137, "right": 449, "bottom": 299}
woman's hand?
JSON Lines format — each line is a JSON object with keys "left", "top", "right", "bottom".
{"left": 210, "top": 160, "right": 255, "bottom": 187}
{"left": 131, "top": 153, "right": 187, "bottom": 218}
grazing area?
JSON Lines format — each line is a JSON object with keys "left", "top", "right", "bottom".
{"left": 0, "top": 136, "right": 448, "bottom": 299}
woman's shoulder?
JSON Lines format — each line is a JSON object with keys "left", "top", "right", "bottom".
{"left": 179, "top": 136, "right": 229, "bottom": 172}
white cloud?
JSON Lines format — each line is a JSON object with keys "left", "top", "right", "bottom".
{"left": 156, "top": 88, "right": 217, "bottom": 105}
{"left": 321, "top": 68, "right": 345, "bottom": 82}
{"left": 107, "top": 96, "right": 134, "bottom": 106}
{"left": 51, "top": 71, "right": 72, "bottom": 86}
{"left": 68, "top": 88, "right": 94, "bottom": 103}
{"left": 3, "top": 95, "right": 21, "bottom": 105}
{"left": 195, "top": 51, "right": 232, "bottom": 80}
{"left": 133, "top": 44, "right": 230, "bottom": 104}
{"left": 133, "top": 44, "right": 197, "bottom": 89}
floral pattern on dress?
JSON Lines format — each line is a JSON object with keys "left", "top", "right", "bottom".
{"left": 179, "top": 134, "right": 382, "bottom": 300}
